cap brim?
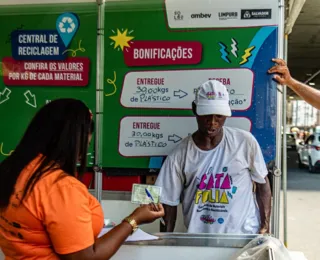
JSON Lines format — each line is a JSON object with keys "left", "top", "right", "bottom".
{"left": 196, "top": 104, "right": 232, "bottom": 117}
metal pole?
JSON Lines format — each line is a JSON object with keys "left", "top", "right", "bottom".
{"left": 304, "top": 69, "right": 320, "bottom": 84}
{"left": 94, "top": 0, "right": 105, "bottom": 202}
{"left": 272, "top": 0, "right": 285, "bottom": 239}
{"left": 268, "top": 248, "right": 275, "bottom": 260}
{"left": 283, "top": 34, "right": 288, "bottom": 247}
{"left": 295, "top": 102, "right": 298, "bottom": 125}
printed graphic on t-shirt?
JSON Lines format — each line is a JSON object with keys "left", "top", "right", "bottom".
{"left": 194, "top": 166, "right": 238, "bottom": 223}
{"left": 200, "top": 214, "right": 216, "bottom": 224}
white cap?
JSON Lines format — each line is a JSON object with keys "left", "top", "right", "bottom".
{"left": 194, "top": 80, "right": 232, "bottom": 117}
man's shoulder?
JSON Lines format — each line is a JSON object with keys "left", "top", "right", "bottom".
{"left": 166, "top": 135, "right": 191, "bottom": 159}
{"left": 224, "top": 126, "right": 256, "bottom": 143}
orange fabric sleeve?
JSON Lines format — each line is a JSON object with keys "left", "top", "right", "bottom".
{"left": 42, "top": 180, "right": 95, "bottom": 255}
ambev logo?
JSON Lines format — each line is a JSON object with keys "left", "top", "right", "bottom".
{"left": 191, "top": 13, "right": 212, "bottom": 19}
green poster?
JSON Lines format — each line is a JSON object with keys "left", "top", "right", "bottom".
{"left": 0, "top": 3, "right": 97, "bottom": 165}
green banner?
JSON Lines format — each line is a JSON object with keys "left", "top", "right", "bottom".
{"left": 0, "top": 4, "right": 97, "bottom": 165}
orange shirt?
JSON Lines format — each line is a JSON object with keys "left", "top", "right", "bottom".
{"left": 0, "top": 157, "right": 104, "bottom": 259}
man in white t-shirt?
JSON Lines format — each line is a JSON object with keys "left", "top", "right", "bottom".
{"left": 155, "top": 80, "right": 271, "bottom": 234}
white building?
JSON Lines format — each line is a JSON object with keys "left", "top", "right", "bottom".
{"left": 291, "top": 100, "right": 318, "bottom": 127}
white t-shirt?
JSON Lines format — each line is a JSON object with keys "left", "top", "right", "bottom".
{"left": 155, "top": 126, "right": 268, "bottom": 234}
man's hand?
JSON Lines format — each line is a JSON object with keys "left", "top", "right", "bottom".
{"left": 268, "top": 58, "right": 295, "bottom": 86}
{"left": 259, "top": 226, "right": 269, "bottom": 235}
{"left": 268, "top": 58, "right": 320, "bottom": 110}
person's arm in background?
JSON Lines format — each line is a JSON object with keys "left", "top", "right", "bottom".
{"left": 248, "top": 135, "right": 272, "bottom": 234}
{"left": 155, "top": 154, "right": 184, "bottom": 233}
{"left": 256, "top": 178, "right": 272, "bottom": 234}
{"left": 160, "top": 205, "right": 177, "bottom": 232}
{"left": 269, "top": 58, "right": 320, "bottom": 110}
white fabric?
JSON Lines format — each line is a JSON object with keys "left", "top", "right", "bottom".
{"left": 155, "top": 126, "right": 268, "bottom": 234}
{"left": 194, "top": 80, "right": 232, "bottom": 116}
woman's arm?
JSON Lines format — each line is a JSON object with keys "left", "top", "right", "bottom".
{"left": 59, "top": 221, "right": 132, "bottom": 260}
{"left": 59, "top": 204, "right": 164, "bottom": 260}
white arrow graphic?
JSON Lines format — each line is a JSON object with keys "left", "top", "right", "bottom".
{"left": 0, "top": 87, "right": 11, "bottom": 105}
{"left": 168, "top": 134, "right": 182, "bottom": 143}
{"left": 24, "top": 90, "right": 37, "bottom": 108}
{"left": 173, "top": 89, "right": 188, "bottom": 99}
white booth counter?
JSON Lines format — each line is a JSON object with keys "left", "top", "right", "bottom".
{"left": 111, "top": 233, "right": 257, "bottom": 260}
{"left": 111, "top": 233, "right": 308, "bottom": 260}
{"left": 0, "top": 234, "right": 256, "bottom": 260}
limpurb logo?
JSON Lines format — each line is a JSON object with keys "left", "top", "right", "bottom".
{"left": 218, "top": 12, "right": 238, "bottom": 20}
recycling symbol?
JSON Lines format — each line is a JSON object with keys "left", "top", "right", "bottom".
{"left": 58, "top": 16, "right": 76, "bottom": 34}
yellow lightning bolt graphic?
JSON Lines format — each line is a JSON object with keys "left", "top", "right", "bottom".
{"left": 239, "top": 46, "right": 255, "bottom": 65}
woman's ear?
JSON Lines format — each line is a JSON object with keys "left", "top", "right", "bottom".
{"left": 192, "top": 102, "right": 197, "bottom": 116}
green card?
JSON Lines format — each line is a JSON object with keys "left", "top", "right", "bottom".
{"left": 131, "top": 184, "right": 162, "bottom": 204}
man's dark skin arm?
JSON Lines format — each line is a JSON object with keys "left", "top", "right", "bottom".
{"left": 255, "top": 177, "right": 272, "bottom": 234}
{"left": 268, "top": 58, "right": 320, "bottom": 110}
{"left": 160, "top": 205, "right": 177, "bottom": 232}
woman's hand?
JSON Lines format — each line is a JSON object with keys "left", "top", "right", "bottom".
{"left": 129, "top": 204, "right": 165, "bottom": 225}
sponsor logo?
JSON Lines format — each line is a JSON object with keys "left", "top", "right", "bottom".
{"left": 191, "top": 13, "right": 212, "bottom": 19}
{"left": 206, "top": 91, "right": 216, "bottom": 99}
{"left": 241, "top": 9, "right": 272, "bottom": 20}
{"left": 218, "top": 218, "right": 224, "bottom": 224}
{"left": 174, "top": 11, "right": 183, "bottom": 21}
{"left": 218, "top": 12, "right": 238, "bottom": 20}
{"left": 200, "top": 215, "right": 216, "bottom": 224}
